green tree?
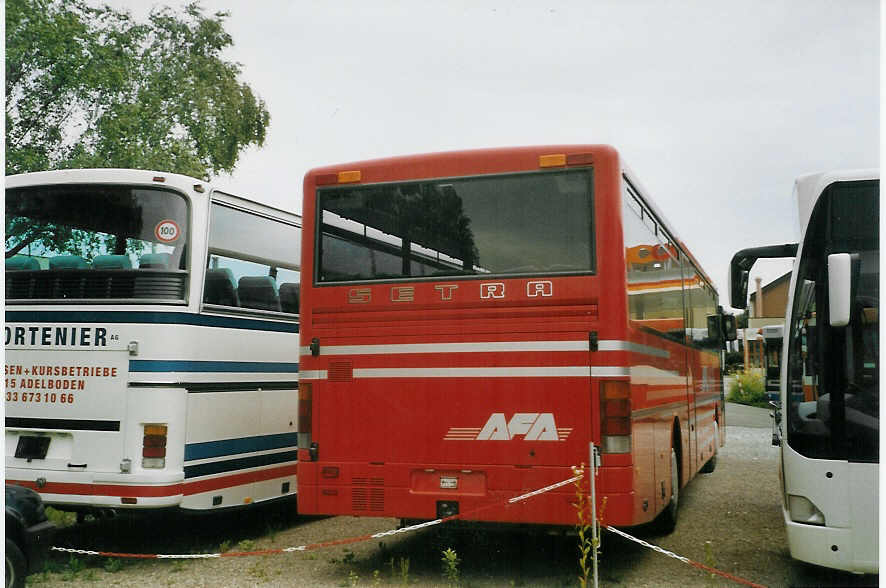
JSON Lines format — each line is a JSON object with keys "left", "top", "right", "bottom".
{"left": 6, "top": 0, "right": 270, "bottom": 178}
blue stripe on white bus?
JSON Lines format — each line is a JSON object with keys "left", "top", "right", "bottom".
{"left": 5, "top": 310, "right": 298, "bottom": 333}
{"left": 185, "top": 432, "right": 300, "bottom": 461}
{"left": 183, "top": 450, "right": 299, "bottom": 479}
{"left": 129, "top": 360, "right": 299, "bottom": 373}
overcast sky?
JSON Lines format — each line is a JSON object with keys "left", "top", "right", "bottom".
{"left": 110, "top": 0, "right": 879, "bottom": 309}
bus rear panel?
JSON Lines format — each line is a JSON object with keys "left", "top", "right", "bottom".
{"left": 298, "top": 146, "right": 724, "bottom": 527}
{"left": 5, "top": 170, "right": 301, "bottom": 513}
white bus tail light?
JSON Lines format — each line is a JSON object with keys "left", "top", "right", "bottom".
{"left": 600, "top": 381, "right": 632, "bottom": 454}
{"left": 788, "top": 494, "right": 826, "bottom": 525}
{"left": 142, "top": 424, "right": 168, "bottom": 469}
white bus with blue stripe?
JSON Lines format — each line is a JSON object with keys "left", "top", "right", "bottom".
{"left": 5, "top": 169, "right": 301, "bottom": 513}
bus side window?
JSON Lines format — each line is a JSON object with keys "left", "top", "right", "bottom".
{"left": 622, "top": 189, "right": 686, "bottom": 343}
{"left": 205, "top": 201, "right": 300, "bottom": 315}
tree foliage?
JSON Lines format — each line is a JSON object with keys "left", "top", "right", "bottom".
{"left": 6, "top": 0, "right": 270, "bottom": 178}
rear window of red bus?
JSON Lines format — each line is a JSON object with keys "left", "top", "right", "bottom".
{"left": 315, "top": 169, "right": 595, "bottom": 283}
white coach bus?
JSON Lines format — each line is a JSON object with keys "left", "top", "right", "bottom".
{"left": 5, "top": 169, "right": 301, "bottom": 514}
{"left": 730, "top": 169, "right": 878, "bottom": 574}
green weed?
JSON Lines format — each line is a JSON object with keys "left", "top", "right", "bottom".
{"left": 441, "top": 547, "right": 461, "bottom": 586}
{"left": 249, "top": 560, "right": 270, "bottom": 583}
{"left": 60, "top": 555, "right": 85, "bottom": 581}
{"left": 44, "top": 507, "right": 77, "bottom": 528}
{"left": 573, "top": 464, "right": 592, "bottom": 588}
{"left": 398, "top": 556, "right": 410, "bottom": 585}
{"left": 572, "top": 464, "right": 607, "bottom": 588}
{"left": 704, "top": 540, "right": 718, "bottom": 585}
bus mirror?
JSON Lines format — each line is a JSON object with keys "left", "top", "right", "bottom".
{"left": 828, "top": 253, "right": 852, "bottom": 327}
{"left": 729, "top": 267, "right": 750, "bottom": 310}
{"left": 722, "top": 314, "right": 737, "bottom": 342}
{"left": 729, "top": 243, "right": 798, "bottom": 309}
{"left": 707, "top": 315, "right": 722, "bottom": 343}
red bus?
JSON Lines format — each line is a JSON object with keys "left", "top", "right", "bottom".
{"left": 296, "top": 145, "right": 728, "bottom": 530}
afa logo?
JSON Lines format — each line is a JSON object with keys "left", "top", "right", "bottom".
{"left": 445, "top": 413, "right": 572, "bottom": 442}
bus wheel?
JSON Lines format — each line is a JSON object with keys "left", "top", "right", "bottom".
{"left": 655, "top": 448, "right": 680, "bottom": 534}
{"left": 6, "top": 538, "right": 26, "bottom": 588}
{"left": 700, "top": 421, "right": 719, "bottom": 474}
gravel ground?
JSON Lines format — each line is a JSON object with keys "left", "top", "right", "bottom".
{"left": 26, "top": 411, "right": 879, "bottom": 587}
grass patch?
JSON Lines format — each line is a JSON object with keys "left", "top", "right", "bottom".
{"left": 45, "top": 507, "right": 77, "bottom": 528}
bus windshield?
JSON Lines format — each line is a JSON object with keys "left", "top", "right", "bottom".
{"left": 785, "top": 179, "right": 879, "bottom": 462}
{"left": 6, "top": 184, "right": 190, "bottom": 302}
{"left": 316, "top": 169, "right": 594, "bottom": 282}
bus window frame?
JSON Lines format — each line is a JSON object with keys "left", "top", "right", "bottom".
{"left": 313, "top": 168, "right": 597, "bottom": 287}
{"left": 623, "top": 175, "right": 720, "bottom": 349}
{"left": 200, "top": 198, "right": 301, "bottom": 320}
{"left": 5, "top": 183, "right": 193, "bottom": 305}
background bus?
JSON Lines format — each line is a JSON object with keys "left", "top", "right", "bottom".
{"left": 296, "top": 145, "right": 729, "bottom": 531}
{"left": 729, "top": 169, "right": 878, "bottom": 573}
{"left": 5, "top": 169, "right": 302, "bottom": 514}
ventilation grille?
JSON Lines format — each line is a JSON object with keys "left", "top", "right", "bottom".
{"left": 6, "top": 270, "right": 187, "bottom": 301}
{"left": 329, "top": 360, "right": 353, "bottom": 382}
{"left": 352, "top": 477, "right": 384, "bottom": 512}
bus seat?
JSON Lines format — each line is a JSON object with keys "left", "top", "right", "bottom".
{"left": 6, "top": 256, "right": 40, "bottom": 270}
{"left": 139, "top": 253, "right": 171, "bottom": 269}
{"left": 204, "top": 268, "right": 240, "bottom": 307}
{"left": 49, "top": 255, "right": 90, "bottom": 269}
{"left": 279, "top": 283, "right": 300, "bottom": 313}
{"left": 93, "top": 255, "right": 132, "bottom": 270}
{"left": 238, "top": 276, "right": 281, "bottom": 312}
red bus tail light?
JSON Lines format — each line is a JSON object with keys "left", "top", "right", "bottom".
{"left": 142, "top": 424, "right": 167, "bottom": 468}
{"left": 298, "top": 383, "right": 313, "bottom": 450}
{"left": 600, "top": 381, "right": 631, "bottom": 453}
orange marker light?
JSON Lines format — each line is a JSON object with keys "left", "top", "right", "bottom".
{"left": 337, "top": 170, "right": 362, "bottom": 183}
{"left": 538, "top": 154, "right": 567, "bottom": 168}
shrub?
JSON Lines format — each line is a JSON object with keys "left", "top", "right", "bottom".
{"left": 728, "top": 370, "right": 767, "bottom": 407}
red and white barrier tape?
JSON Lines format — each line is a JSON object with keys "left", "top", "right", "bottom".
{"left": 604, "top": 526, "right": 767, "bottom": 588}
{"left": 51, "top": 475, "right": 582, "bottom": 560}
{"left": 50, "top": 473, "right": 766, "bottom": 587}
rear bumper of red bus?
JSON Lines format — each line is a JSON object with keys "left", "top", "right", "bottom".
{"left": 297, "top": 461, "right": 636, "bottom": 527}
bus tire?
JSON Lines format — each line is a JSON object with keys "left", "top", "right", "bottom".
{"left": 655, "top": 448, "right": 680, "bottom": 534}
{"left": 6, "top": 537, "right": 26, "bottom": 588}
{"left": 700, "top": 421, "right": 719, "bottom": 474}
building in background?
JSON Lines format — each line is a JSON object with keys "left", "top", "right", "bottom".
{"left": 730, "top": 273, "right": 790, "bottom": 371}
{"left": 749, "top": 272, "right": 791, "bottom": 325}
